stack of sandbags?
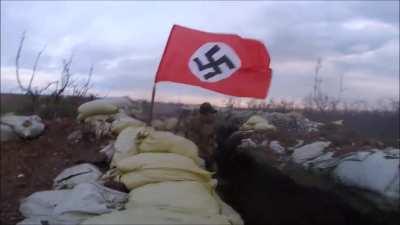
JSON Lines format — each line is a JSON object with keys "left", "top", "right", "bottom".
{"left": 240, "top": 115, "right": 276, "bottom": 131}
{"left": 115, "top": 153, "right": 212, "bottom": 189}
{"left": 76, "top": 97, "right": 145, "bottom": 139}
{"left": 83, "top": 127, "right": 243, "bottom": 225}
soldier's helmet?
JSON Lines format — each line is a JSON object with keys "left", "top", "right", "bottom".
{"left": 199, "top": 102, "right": 217, "bottom": 114}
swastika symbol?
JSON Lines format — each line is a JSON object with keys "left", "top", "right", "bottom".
{"left": 193, "top": 45, "right": 236, "bottom": 80}
{"left": 188, "top": 42, "right": 241, "bottom": 83}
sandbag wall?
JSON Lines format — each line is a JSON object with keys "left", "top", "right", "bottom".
{"left": 77, "top": 98, "right": 243, "bottom": 225}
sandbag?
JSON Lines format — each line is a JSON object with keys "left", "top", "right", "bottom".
{"left": 116, "top": 153, "right": 211, "bottom": 178}
{"left": 118, "top": 168, "right": 211, "bottom": 190}
{"left": 53, "top": 163, "right": 102, "bottom": 189}
{"left": 1, "top": 115, "right": 45, "bottom": 138}
{"left": 126, "top": 181, "right": 219, "bottom": 214}
{"left": 291, "top": 141, "right": 331, "bottom": 164}
{"left": 111, "top": 127, "right": 145, "bottom": 166}
{"left": 240, "top": 115, "right": 276, "bottom": 131}
{"left": 17, "top": 216, "right": 74, "bottom": 225}
{"left": 19, "top": 189, "right": 71, "bottom": 218}
{"left": 18, "top": 182, "right": 128, "bottom": 225}
{"left": 138, "top": 130, "right": 202, "bottom": 165}
{"left": 164, "top": 117, "right": 178, "bottom": 131}
{"left": 334, "top": 150, "right": 400, "bottom": 200}
{"left": 111, "top": 116, "right": 145, "bottom": 134}
{"left": 78, "top": 101, "right": 118, "bottom": 120}
{"left": 53, "top": 182, "right": 128, "bottom": 215}
{"left": 81, "top": 205, "right": 231, "bottom": 225}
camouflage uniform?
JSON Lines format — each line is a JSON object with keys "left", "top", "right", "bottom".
{"left": 176, "top": 103, "right": 217, "bottom": 170}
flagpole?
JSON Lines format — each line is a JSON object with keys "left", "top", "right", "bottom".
{"left": 147, "top": 83, "right": 157, "bottom": 126}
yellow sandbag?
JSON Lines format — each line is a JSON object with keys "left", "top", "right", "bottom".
{"left": 138, "top": 131, "right": 202, "bottom": 165}
{"left": 81, "top": 205, "right": 231, "bottom": 225}
{"left": 111, "top": 116, "right": 145, "bottom": 134}
{"left": 164, "top": 117, "right": 178, "bottom": 131}
{"left": 254, "top": 122, "right": 276, "bottom": 131}
{"left": 246, "top": 115, "right": 267, "bottom": 125}
{"left": 126, "top": 181, "right": 220, "bottom": 214}
{"left": 78, "top": 101, "right": 118, "bottom": 120}
{"left": 111, "top": 127, "right": 144, "bottom": 166}
{"left": 116, "top": 153, "right": 211, "bottom": 178}
{"left": 119, "top": 168, "right": 210, "bottom": 190}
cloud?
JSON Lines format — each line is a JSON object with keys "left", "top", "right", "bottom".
{"left": 1, "top": 1, "right": 398, "bottom": 106}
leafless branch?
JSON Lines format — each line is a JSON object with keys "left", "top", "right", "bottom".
{"left": 38, "top": 81, "right": 57, "bottom": 93}
{"left": 15, "top": 31, "right": 28, "bottom": 92}
{"left": 28, "top": 44, "right": 47, "bottom": 91}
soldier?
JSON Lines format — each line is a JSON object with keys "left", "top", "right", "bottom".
{"left": 176, "top": 102, "right": 218, "bottom": 171}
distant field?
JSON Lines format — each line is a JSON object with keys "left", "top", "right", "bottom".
{"left": 1, "top": 93, "right": 398, "bottom": 146}
{"left": 1, "top": 93, "right": 33, "bottom": 115}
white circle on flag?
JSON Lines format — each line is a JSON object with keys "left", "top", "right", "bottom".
{"left": 188, "top": 42, "right": 241, "bottom": 83}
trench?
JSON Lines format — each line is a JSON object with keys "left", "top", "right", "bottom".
{"left": 213, "top": 126, "right": 399, "bottom": 225}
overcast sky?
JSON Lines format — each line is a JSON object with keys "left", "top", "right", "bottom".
{"left": 1, "top": 1, "right": 399, "bottom": 106}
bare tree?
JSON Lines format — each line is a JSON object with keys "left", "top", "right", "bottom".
{"left": 15, "top": 31, "right": 55, "bottom": 112}
{"left": 50, "top": 55, "right": 74, "bottom": 102}
{"left": 14, "top": 31, "right": 94, "bottom": 117}
{"left": 71, "top": 64, "right": 94, "bottom": 97}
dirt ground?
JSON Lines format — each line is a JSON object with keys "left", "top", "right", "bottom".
{"left": 0, "top": 118, "right": 107, "bottom": 225}
{"left": 1, "top": 117, "right": 398, "bottom": 225}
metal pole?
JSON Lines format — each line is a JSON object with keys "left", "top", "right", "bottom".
{"left": 147, "top": 83, "right": 157, "bottom": 126}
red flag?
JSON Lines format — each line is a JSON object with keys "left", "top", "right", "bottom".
{"left": 155, "top": 25, "right": 272, "bottom": 99}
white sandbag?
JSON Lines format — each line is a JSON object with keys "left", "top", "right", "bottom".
{"left": 111, "top": 116, "right": 145, "bottom": 134}
{"left": 333, "top": 150, "right": 400, "bottom": 200}
{"left": 214, "top": 194, "right": 244, "bottom": 225}
{"left": 1, "top": 123, "right": 18, "bottom": 142}
{"left": 111, "top": 127, "right": 145, "bottom": 166}
{"left": 53, "top": 163, "right": 102, "bottom": 189}
{"left": 54, "top": 182, "right": 128, "bottom": 215}
{"left": 119, "top": 168, "right": 211, "bottom": 190}
{"left": 138, "top": 130, "right": 202, "bottom": 165}
{"left": 126, "top": 181, "right": 219, "bottom": 214}
{"left": 19, "top": 189, "right": 71, "bottom": 218}
{"left": 116, "top": 153, "right": 211, "bottom": 178}
{"left": 240, "top": 115, "right": 276, "bottom": 131}
{"left": 269, "top": 141, "right": 285, "bottom": 154}
{"left": 81, "top": 205, "right": 231, "bottom": 225}
{"left": 291, "top": 141, "right": 331, "bottom": 164}
{"left": 1, "top": 115, "right": 45, "bottom": 138}
{"left": 302, "top": 151, "right": 340, "bottom": 170}
{"left": 78, "top": 101, "right": 118, "bottom": 120}
{"left": 18, "top": 182, "right": 128, "bottom": 225}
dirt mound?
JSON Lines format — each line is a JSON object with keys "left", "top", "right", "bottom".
{"left": 0, "top": 118, "right": 107, "bottom": 225}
